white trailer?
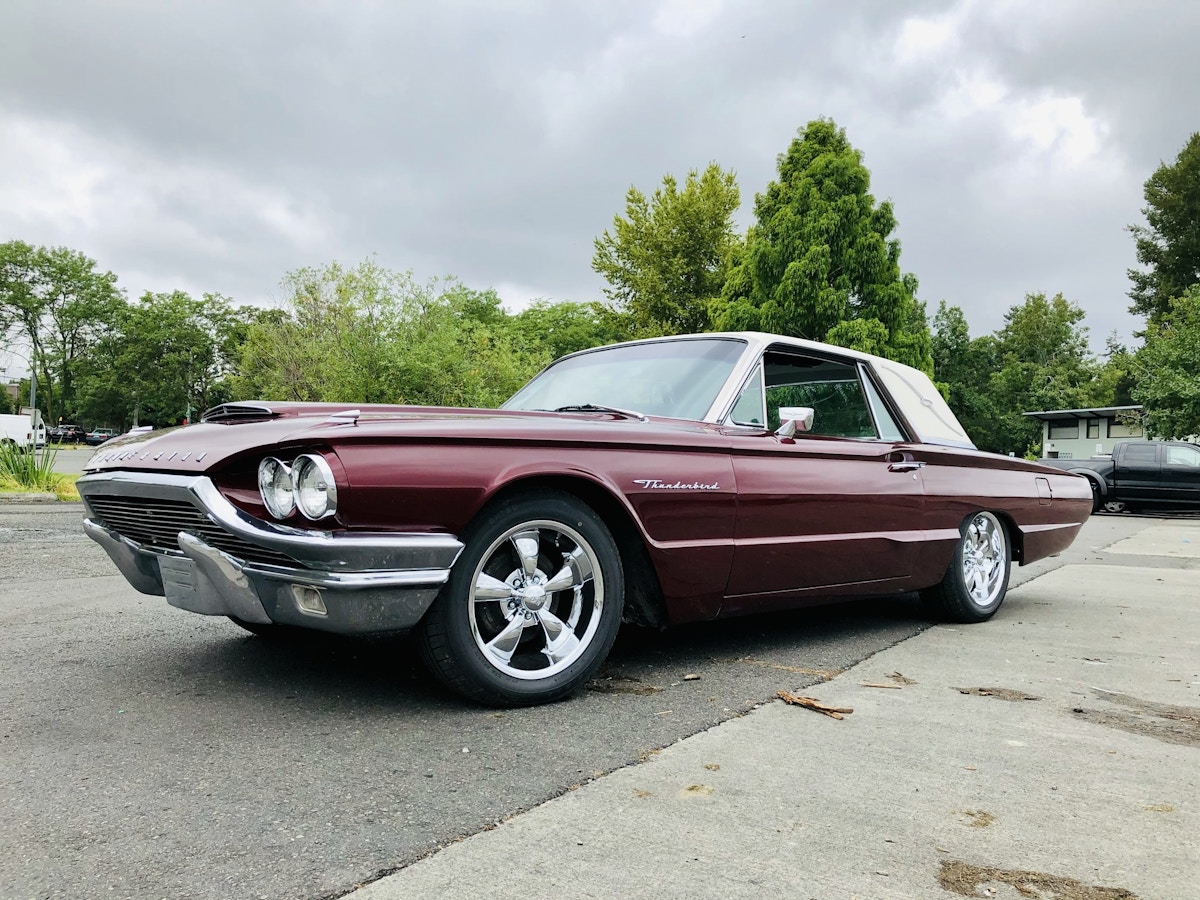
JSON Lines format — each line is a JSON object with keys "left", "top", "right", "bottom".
{"left": 0, "top": 413, "right": 47, "bottom": 448}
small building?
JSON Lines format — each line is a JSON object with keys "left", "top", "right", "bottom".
{"left": 1023, "top": 405, "right": 1148, "bottom": 459}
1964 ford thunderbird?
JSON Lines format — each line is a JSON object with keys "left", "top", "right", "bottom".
{"left": 78, "top": 332, "right": 1092, "bottom": 706}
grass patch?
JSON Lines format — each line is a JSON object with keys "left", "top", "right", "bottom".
{"left": 0, "top": 443, "right": 80, "bottom": 500}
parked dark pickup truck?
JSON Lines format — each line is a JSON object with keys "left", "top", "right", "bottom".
{"left": 1041, "top": 441, "right": 1200, "bottom": 512}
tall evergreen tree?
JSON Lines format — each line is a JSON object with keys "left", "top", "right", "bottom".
{"left": 712, "top": 118, "right": 932, "bottom": 373}
{"left": 1128, "top": 131, "right": 1200, "bottom": 322}
{"left": 987, "top": 292, "right": 1103, "bottom": 456}
{"left": 1131, "top": 285, "right": 1200, "bottom": 439}
{"left": 930, "top": 302, "right": 1000, "bottom": 452}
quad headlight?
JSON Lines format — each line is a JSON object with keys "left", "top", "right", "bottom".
{"left": 292, "top": 453, "right": 338, "bottom": 520}
{"left": 258, "top": 457, "right": 295, "bottom": 519}
{"left": 257, "top": 454, "right": 339, "bottom": 521}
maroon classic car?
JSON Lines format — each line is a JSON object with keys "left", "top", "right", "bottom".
{"left": 77, "top": 332, "right": 1092, "bottom": 706}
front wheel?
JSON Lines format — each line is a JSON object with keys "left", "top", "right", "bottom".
{"left": 921, "top": 511, "right": 1011, "bottom": 623}
{"left": 418, "top": 491, "right": 624, "bottom": 707}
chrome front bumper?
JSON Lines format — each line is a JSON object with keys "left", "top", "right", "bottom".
{"left": 77, "top": 471, "right": 464, "bottom": 634}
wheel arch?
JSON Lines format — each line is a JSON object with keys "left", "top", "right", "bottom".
{"left": 469, "top": 474, "right": 669, "bottom": 629}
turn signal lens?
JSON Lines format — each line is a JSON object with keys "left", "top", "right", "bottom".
{"left": 293, "top": 453, "right": 338, "bottom": 520}
{"left": 258, "top": 457, "right": 295, "bottom": 519}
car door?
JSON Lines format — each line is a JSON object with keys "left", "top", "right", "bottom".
{"left": 1113, "top": 442, "right": 1161, "bottom": 502}
{"left": 1161, "top": 444, "right": 1200, "bottom": 506}
{"left": 719, "top": 349, "right": 925, "bottom": 613}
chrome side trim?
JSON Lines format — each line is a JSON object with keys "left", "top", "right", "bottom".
{"left": 77, "top": 471, "right": 463, "bottom": 572}
{"left": 242, "top": 562, "right": 452, "bottom": 590}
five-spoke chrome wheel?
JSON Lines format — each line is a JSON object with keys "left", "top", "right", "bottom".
{"left": 418, "top": 491, "right": 623, "bottom": 706}
{"left": 959, "top": 512, "right": 1006, "bottom": 608}
{"left": 468, "top": 521, "right": 605, "bottom": 680}
{"left": 921, "top": 510, "right": 1011, "bottom": 623}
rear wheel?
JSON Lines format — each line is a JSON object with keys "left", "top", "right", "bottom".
{"left": 418, "top": 491, "right": 623, "bottom": 707}
{"left": 921, "top": 511, "right": 1011, "bottom": 623}
{"left": 1103, "top": 499, "right": 1127, "bottom": 513}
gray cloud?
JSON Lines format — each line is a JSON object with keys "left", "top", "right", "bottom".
{"left": 2, "top": 0, "right": 1196, "bottom": 352}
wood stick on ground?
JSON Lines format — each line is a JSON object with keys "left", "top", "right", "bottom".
{"left": 776, "top": 691, "right": 854, "bottom": 719}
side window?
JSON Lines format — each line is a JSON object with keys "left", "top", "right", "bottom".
{"left": 729, "top": 364, "right": 765, "bottom": 426}
{"left": 1121, "top": 443, "right": 1158, "bottom": 464}
{"left": 1166, "top": 445, "right": 1200, "bottom": 468}
{"left": 761, "top": 352, "right": 878, "bottom": 438}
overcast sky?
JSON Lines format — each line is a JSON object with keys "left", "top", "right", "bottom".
{"left": 3, "top": 0, "right": 1198, "bottom": 366}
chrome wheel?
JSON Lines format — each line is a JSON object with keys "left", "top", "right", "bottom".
{"left": 1103, "top": 499, "right": 1127, "bottom": 514}
{"left": 469, "top": 520, "right": 604, "bottom": 680}
{"left": 921, "top": 510, "right": 1011, "bottom": 623}
{"left": 960, "top": 512, "right": 1006, "bottom": 608}
{"left": 418, "top": 491, "right": 624, "bottom": 706}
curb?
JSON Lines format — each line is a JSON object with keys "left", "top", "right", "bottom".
{"left": 0, "top": 492, "right": 63, "bottom": 503}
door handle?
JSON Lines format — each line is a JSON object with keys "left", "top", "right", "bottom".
{"left": 887, "top": 451, "right": 926, "bottom": 473}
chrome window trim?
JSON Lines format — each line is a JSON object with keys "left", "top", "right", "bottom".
{"left": 724, "top": 361, "right": 767, "bottom": 428}
{"left": 858, "top": 362, "right": 911, "bottom": 443}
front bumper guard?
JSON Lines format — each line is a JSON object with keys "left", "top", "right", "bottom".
{"left": 78, "top": 472, "right": 464, "bottom": 634}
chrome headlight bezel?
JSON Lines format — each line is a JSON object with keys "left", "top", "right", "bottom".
{"left": 257, "top": 457, "right": 295, "bottom": 519}
{"left": 292, "top": 453, "right": 339, "bottom": 520}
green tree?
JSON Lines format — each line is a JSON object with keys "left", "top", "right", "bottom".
{"left": 1093, "top": 334, "right": 1137, "bottom": 408}
{"left": 77, "top": 291, "right": 250, "bottom": 427}
{"left": 592, "top": 163, "right": 741, "bottom": 335}
{"left": 509, "top": 300, "right": 634, "bottom": 360}
{"left": 234, "top": 259, "right": 548, "bottom": 408}
{"left": 1130, "top": 284, "right": 1200, "bottom": 438}
{"left": 1128, "top": 132, "right": 1200, "bottom": 323}
{"left": 0, "top": 241, "right": 123, "bottom": 423}
{"left": 987, "top": 292, "right": 1104, "bottom": 456}
{"left": 930, "top": 302, "right": 1001, "bottom": 452}
{"left": 712, "top": 118, "right": 932, "bottom": 373}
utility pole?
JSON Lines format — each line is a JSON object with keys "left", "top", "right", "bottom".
{"left": 27, "top": 349, "right": 40, "bottom": 461}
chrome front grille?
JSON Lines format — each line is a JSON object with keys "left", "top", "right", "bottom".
{"left": 85, "top": 495, "right": 298, "bottom": 568}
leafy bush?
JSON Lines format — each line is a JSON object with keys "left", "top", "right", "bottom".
{"left": 0, "top": 442, "right": 65, "bottom": 493}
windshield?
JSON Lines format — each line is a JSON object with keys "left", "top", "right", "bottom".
{"left": 504, "top": 338, "right": 747, "bottom": 420}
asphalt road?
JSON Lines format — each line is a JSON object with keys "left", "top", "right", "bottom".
{"left": 0, "top": 504, "right": 1148, "bottom": 900}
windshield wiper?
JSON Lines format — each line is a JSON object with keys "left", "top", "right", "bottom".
{"left": 548, "top": 403, "right": 649, "bottom": 422}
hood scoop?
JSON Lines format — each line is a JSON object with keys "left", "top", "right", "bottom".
{"left": 200, "top": 403, "right": 280, "bottom": 424}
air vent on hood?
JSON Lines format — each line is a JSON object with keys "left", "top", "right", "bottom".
{"left": 200, "top": 403, "right": 279, "bottom": 424}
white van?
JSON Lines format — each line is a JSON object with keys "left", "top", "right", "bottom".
{"left": 0, "top": 413, "right": 47, "bottom": 449}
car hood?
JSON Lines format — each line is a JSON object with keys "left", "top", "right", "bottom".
{"left": 83, "top": 403, "right": 727, "bottom": 474}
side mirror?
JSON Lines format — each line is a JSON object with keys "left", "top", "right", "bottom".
{"left": 776, "top": 406, "right": 815, "bottom": 438}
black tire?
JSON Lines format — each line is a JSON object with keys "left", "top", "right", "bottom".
{"left": 920, "top": 511, "right": 1011, "bottom": 623}
{"left": 1086, "top": 478, "right": 1103, "bottom": 514}
{"left": 418, "top": 490, "right": 624, "bottom": 707}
